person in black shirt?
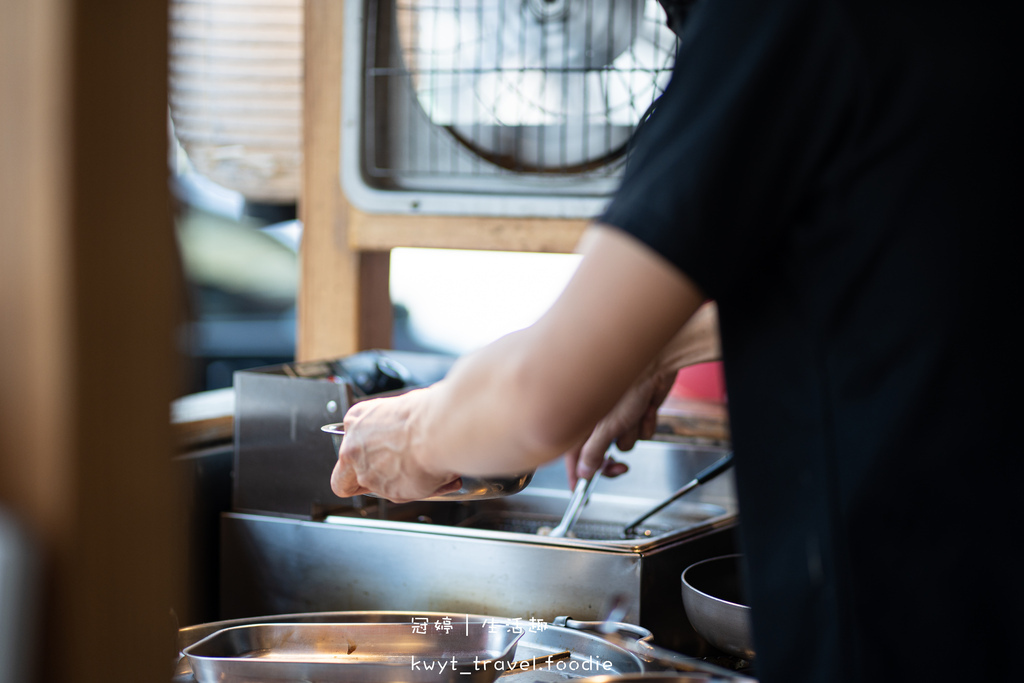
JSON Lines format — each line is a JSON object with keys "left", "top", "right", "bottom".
{"left": 331, "top": 1, "right": 1020, "bottom": 680}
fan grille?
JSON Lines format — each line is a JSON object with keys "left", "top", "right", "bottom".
{"left": 360, "top": 0, "right": 677, "bottom": 193}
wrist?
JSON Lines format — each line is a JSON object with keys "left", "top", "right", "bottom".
{"left": 405, "top": 384, "right": 452, "bottom": 481}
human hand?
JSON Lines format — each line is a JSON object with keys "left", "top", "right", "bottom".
{"left": 564, "top": 369, "right": 675, "bottom": 489}
{"left": 329, "top": 388, "right": 463, "bottom": 503}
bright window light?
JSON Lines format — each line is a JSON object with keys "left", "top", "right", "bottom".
{"left": 390, "top": 248, "right": 583, "bottom": 355}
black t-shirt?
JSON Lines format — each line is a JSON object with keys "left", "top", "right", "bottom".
{"left": 601, "top": 1, "right": 1019, "bottom": 681}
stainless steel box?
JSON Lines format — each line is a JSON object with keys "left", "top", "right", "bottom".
{"left": 220, "top": 441, "right": 739, "bottom": 654}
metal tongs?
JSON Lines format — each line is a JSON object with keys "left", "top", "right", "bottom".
{"left": 548, "top": 461, "right": 605, "bottom": 537}
{"left": 622, "top": 452, "right": 734, "bottom": 537}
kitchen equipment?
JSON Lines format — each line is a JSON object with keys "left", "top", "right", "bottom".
{"left": 220, "top": 441, "right": 739, "bottom": 655}
{"left": 681, "top": 555, "right": 754, "bottom": 660}
{"left": 593, "top": 597, "right": 752, "bottom": 682}
{"left": 174, "top": 611, "right": 650, "bottom": 683}
{"left": 623, "top": 454, "right": 734, "bottom": 536}
{"left": 184, "top": 621, "right": 523, "bottom": 683}
{"left": 334, "top": 490, "right": 727, "bottom": 550}
{"left": 341, "top": 0, "right": 681, "bottom": 217}
{"left": 232, "top": 350, "right": 456, "bottom": 517}
{"left": 320, "top": 423, "right": 535, "bottom": 502}
{"left": 0, "top": 509, "right": 37, "bottom": 683}
{"left": 594, "top": 634, "right": 754, "bottom": 682}
{"left": 547, "top": 466, "right": 604, "bottom": 537}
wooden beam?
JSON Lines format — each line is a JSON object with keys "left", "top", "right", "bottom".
{"left": 298, "top": 0, "right": 362, "bottom": 361}
{"left": 1, "top": 1, "right": 185, "bottom": 682}
{"left": 1, "top": 0, "right": 72, "bottom": 539}
{"left": 349, "top": 209, "right": 588, "bottom": 254}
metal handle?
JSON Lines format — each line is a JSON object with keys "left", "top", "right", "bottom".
{"left": 548, "top": 464, "right": 603, "bottom": 537}
{"left": 552, "top": 616, "right": 653, "bottom": 643}
{"left": 623, "top": 452, "right": 734, "bottom": 535}
{"left": 592, "top": 596, "right": 754, "bottom": 681}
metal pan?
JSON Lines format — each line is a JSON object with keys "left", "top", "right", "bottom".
{"left": 680, "top": 555, "right": 754, "bottom": 660}
{"left": 175, "top": 611, "right": 647, "bottom": 683}
{"left": 184, "top": 621, "right": 521, "bottom": 682}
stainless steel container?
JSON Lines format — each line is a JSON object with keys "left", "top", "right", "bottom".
{"left": 184, "top": 621, "right": 523, "bottom": 683}
{"left": 220, "top": 441, "right": 739, "bottom": 654}
{"left": 174, "top": 611, "right": 650, "bottom": 683}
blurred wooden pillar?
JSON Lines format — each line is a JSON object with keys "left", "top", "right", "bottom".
{"left": 0, "top": 0, "right": 185, "bottom": 681}
{"left": 298, "top": 0, "right": 392, "bottom": 361}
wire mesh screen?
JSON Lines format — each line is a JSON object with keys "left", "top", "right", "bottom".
{"left": 360, "top": 0, "right": 678, "bottom": 196}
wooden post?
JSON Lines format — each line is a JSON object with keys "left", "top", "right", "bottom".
{"left": 1, "top": 0, "right": 186, "bottom": 681}
{"left": 299, "top": 0, "right": 393, "bottom": 361}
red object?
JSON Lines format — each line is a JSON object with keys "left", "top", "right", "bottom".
{"left": 669, "top": 362, "right": 726, "bottom": 403}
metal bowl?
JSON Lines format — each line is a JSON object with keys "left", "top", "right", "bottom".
{"left": 681, "top": 554, "right": 755, "bottom": 660}
{"left": 321, "top": 423, "right": 534, "bottom": 501}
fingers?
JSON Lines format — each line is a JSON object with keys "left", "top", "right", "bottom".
{"left": 639, "top": 404, "right": 659, "bottom": 441}
{"left": 330, "top": 426, "right": 375, "bottom": 498}
{"left": 566, "top": 443, "right": 629, "bottom": 490}
{"left": 603, "top": 456, "right": 629, "bottom": 478}
{"left": 330, "top": 456, "right": 369, "bottom": 498}
{"left": 431, "top": 477, "right": 464, "bottom": 497}
{"left": 615, "top": 424, "right": 640, "bottom": 452}
{"left": 331, "top": 391, "right": 460, "bottom": 502}
{"left": 577, "top": 431, "right": 613, "bottom": 481}
{"left": 564, "top": 447, "right": 582, "bottom": 490}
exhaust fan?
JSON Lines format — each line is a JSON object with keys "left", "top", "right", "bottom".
{"left": 342, "top": 0, "right": 679, "bottom": 217}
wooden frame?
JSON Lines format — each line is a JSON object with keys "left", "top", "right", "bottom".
{"left": 298, "top": 0, "right": 588, "bottom": 362}
{"left": 1, "top": 0, "right": 185, "bottom": 680}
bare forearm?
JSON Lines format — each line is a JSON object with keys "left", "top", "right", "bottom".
{"left": 655, "top": 301, "right": 721, "bottom": 374}
{"left": 333, "top": 225, "right": 708, "bottom": 500}
{"left": 414, "top": 330, "right": 578, "bottom": 477}
{"left": 410, "top": 225, "right": 706, "bottom": 478}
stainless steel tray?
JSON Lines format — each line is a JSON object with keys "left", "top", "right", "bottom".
{"left": 176, "top": 612, "right": 647, "bottom": 683}
{"left": 184, "top": 621, "right": 522, "bottom": 683}
{"left": 454, "top": 510, "right": 677, "bottom": 541}
{"left": 325, "top": 492, "right": 731, "bottom": 552}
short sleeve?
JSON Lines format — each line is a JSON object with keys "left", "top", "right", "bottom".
{"left": 599, "top": 0, "right": 860, "bottom": 300}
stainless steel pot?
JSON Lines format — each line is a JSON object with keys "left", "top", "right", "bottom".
{"left": 680, "top": 554, "right": 754, "bottom": 660}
